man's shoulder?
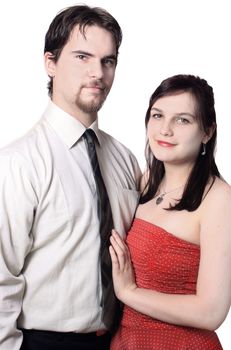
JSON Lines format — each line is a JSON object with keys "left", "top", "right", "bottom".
{"left": 0, "top": 118, "right": 52, "bottom": 187}
{"left": 99, "top": 130, "right": 134, "bottom": 156}
{"left": 99, "top": 129, "right": 141, "bottom": 179}
{"left": 1, "top": 118, "right": 45, "bottom": 148}
{"left": 0, "top": 119, "right": 46, "bottom": 164}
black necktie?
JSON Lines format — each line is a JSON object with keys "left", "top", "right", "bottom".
{"left": 83, "top": 129, "right": 121, "bottom": 332}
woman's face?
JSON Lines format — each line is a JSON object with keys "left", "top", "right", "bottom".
{"left": 147, "top": 91, "right": 209, "bottom": 166}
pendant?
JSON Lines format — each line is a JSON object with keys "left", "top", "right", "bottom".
{"left": 156, "top": 195, "right": 164, "bottom": 205}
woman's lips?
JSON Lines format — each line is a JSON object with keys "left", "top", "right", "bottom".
{"left": 157, "top": 140, "right": 175, "bottom": 147}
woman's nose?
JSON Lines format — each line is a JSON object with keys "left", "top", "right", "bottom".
{"left": 160, "top": 120, "right": 173, "bottom": 136}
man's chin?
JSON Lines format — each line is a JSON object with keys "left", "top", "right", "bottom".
{"left": 76, "top": 99, "right": 105, "bottom": 113}
{"left": 76, "top": 99, "right": 105, "bottom": 114}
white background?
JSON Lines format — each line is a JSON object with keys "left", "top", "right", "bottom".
{"left": 0, "top": 0, "right": 230, "bottom": 348}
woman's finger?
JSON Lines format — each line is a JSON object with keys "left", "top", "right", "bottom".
{"left": 111, "top": 229, "right": 129, "bottom": 253}
{"left": 109, "top": 245, "right": 119, "bottom": 268}
{"left": 110, "top": 235, "right": 128, "bottom": 270}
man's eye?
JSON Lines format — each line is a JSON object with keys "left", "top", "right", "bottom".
{"left": 103, "top": 59, "right": 116, "bottom": 67}
{"left": 76, "top": 55, "right": 87, "bottom": 60}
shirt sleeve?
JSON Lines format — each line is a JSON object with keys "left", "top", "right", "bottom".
{"left": 0, "top": 153, "right": 37, "bottom": 350}
{"left": 129, "top": 152, "right": 142, "bottom": 191}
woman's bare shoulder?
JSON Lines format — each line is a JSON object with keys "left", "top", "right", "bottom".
{"left": 202, "top": 177, "right": 231, "bottom": 209}
{"left": 198, "top": 178, "right": 231, "bottom": 242}
{"left": 209, "top": 177, "right": 231, "bottom": 194}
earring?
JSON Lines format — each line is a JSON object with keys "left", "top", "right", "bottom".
{"left": 201, "top": 143, "right": 206, "bottom": 155}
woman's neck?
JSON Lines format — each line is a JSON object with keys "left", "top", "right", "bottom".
{"left": 161, "top": 163, "right": 193, "bottom": 191}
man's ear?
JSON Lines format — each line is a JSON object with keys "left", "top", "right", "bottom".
{"left": 202, "top": 122, "right": 216, "bottom": 144}
{"left": 44, "top": 52, "right": 56, "bottom": 77}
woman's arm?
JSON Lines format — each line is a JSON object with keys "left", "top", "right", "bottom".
{"left": 109, "top": 184, "right": 231, "bottom": 331}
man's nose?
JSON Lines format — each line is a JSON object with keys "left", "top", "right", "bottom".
{"left": 88, "top": 61, "right": 103, "bottom": 79}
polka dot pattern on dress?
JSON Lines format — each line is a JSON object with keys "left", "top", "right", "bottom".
{"left": 110, "top": 218, "right": 222, "bottom": 350}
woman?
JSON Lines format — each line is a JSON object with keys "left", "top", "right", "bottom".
{"left": 109, "top": 74, "right": 231, "bottom": 349}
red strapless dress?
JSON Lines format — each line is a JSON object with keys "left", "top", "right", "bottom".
{"left": 111, "top": 218, "right": 222, "bottom": 350}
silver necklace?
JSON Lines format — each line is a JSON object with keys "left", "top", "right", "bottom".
{"left": 154, "top": 185, "right": 183, "bottom": 205}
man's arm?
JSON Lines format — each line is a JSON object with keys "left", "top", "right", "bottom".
{"left": 0, "top": 153, "right": 37, "bottom": 350}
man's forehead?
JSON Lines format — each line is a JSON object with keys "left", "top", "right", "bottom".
{"left": 68, "top": 24, "right": 116, "bottom": 54}
{"left": 70, "top": 24, "right": 109, "bottom": 40}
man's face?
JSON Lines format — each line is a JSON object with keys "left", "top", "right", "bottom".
{"left": 45, "top": 25, "right": 117, "bottom": 119}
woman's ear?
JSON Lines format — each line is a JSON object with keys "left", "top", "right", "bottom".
{"left": 44, "top": 52, "right": 56, "bottom": 77}
{"left": 202, "top": 122, "right": 216, "bottom": 144}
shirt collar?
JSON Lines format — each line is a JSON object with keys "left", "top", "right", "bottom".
{"left": 42, "top": 100, "right": 102, "bottom": 148}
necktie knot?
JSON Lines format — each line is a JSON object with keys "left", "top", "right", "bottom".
{"left": 83, "top": 129, "right": 97, "bottom": 145}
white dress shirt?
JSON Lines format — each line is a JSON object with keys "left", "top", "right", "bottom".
{"left": 0, "top": 101, "right": 141, "bottom": 350}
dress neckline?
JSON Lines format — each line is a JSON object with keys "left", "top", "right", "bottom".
{"left": 133, "top": 217, "right": 200, "bottom": 248}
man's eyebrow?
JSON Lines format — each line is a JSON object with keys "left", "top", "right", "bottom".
{"left": 71, "top": 50, "right": 117, "bottom": 61}
{"left": 102, "top": 54, "right": 117, "bottom": 60}
{"left": 71, "top": 50, "right": 93, "bottom": 56}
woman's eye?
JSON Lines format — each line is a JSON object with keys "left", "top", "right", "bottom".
{"left": 151, "top": 113, "right": 162, "bottom": 119}
{"left": 176, "top": 117, "right": 189, "bottom": 124}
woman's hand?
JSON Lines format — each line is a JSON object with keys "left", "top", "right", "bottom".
{"left": 109, "top": 229, "right": 137, "bottom": 302}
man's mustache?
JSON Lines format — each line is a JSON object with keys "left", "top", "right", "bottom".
{"left": 84, "top": 80, "right": 106, "bottom": 90}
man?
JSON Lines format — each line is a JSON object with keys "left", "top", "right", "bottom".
{"left": 0, "top": 5, "right": 141, "bottom": 350}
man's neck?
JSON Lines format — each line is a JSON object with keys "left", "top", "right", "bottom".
{"left": 51, "top": 99, "right": 97, "bottom": 127}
